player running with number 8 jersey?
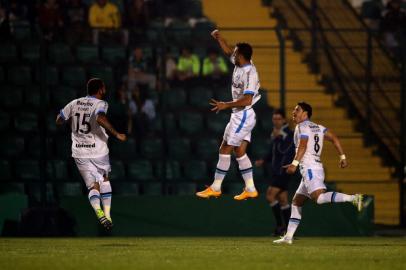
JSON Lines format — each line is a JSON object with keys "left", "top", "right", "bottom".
{"left": 56, "top": 78, "right": 127, "bottom": 231}
{"left": 274, "top": 102, "right": 364, "bottom": 244}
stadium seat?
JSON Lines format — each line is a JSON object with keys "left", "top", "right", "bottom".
{"left": 15, "top": 160, "right": 40, "bottom": 181}
{"left": 48, "top": 43, "right": 74, "bottom": 64}
{"left": 47, "top": 160, "right": 69, "bottom": 181}
{"left": 61, "top": 66, "right": 86, "bottom": 87}
{"left": 27, "top": 136, "right": 54, "bottom": 158}
{"left": 167, "top": 20, "right": 192, "bottom": 44}
{"left": 142, "top": 182, "right": 162, "bottom": 195}
{"left": 175, "top": 182, "right": 197, "bottom": 195}
{"left": 14, "top": 112, "right": 38, "bottom": 132}
{"left": 109, "top": 160, "right": 126, "bottom": 181}
{"left": 8, "top": 66, "right": 32, "bottom": 86}
{"left": 150, "top": 115, "right": 163, "bottom": 133}
{"left": 155, "top": 161, "right": 182, "bottom": 181}
{"left": 0, "top": 66, "right": 4, "bottom": 82}
{"left": 11, "top": 20, "right": 31, "bottom": 41}
{"left": 52, "top": 86, "right": 78, "bottom": 108}
{"left": 88, "top": 66, "right": 114, "bottom": 86}
{"left": 168, "top": 137, "right": 191, "bottom": 160}
{"left": 196, "top": 138, "right": 220, "bottom": 160}
{"left": 35, "top": 66, "right": 59, "bottom": 86}
{"left": 206, "top": 112, "right": 229, "bottom": 134}
{"left": 214, "top": 88, "right": 232, "bottom": 101}
{"left": 146, "top": 20, "right": 165, "bottom": 43}
{"left": 101, "top": 46, "right": 126, "bottom": 64}
{"left": 55, "top": 136, "right": 72, "bottom": 159}
{"left": 58, "top": 182, "right": 83, "bottom": 196}
{"left": 183, "top": 160, "right": 208, "bottom": 181}
{"left": 162, "top": 88, "right": 187, "bottom": 109}
{"left": 109, "top": 138, "right": 137, "bottom": 160}
{"left": 113, "top": 182, "right": 139, "bottom": 195}
{"left": 2, "top": 136, "right": 24, "bottom": 158}
{"left": 0, "top": 160, "right": 12, "bottom": 181}
{"left": 24, "top": 87, "right": 51, "bottom": 109}
{"left": 0, "top": 86, "right": 23, "bottom": 109}
{"left": 21, "top": 43, "right": 40, "bottom": 63}
{"left": 249, "top": 137, "right": 270, "bottom": 159}
{"left": 140, "top": 137, "right": 164, "bottom": 159}
{"left": 178, "top": 112, "right": 204, "bottom": 135}
{"left": 76, "top": 44, "right": 99, "bottom": 63}
{"left": 164, "top": 113, "right": 178, "bottom": 135}
{"left": 189, "top": 87, "right": 213, "bottom": 109}
{"left": 128, "top": 160, "right": 154, "bottom": 181}
{"left": 0, "top": 113, "right": 11, "bottom": 131}
{"left": 223, "top": 160, "right": 242, "bottom": 182}
{"left": 0, "top": 43, "right": 18, "bottom": 63}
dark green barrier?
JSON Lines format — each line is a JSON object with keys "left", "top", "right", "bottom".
{"left": 60, "top": 195, "right": 374, "bottom": 236}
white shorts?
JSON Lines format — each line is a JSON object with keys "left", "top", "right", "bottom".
{"left": 74, "top": 155, "right": 111, "bottom": 189}
{"left": 295, "top": 167, "right": 326, "bottom": 197}
{"left": 223, "top": 109, "right": 256, "bottom": 147}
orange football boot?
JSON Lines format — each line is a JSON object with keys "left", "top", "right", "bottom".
{"left": 196, "top": 186, "right": 221, "bottom": 199}
{"left": 234, "top": 189, "right": 258, "bottom": 200}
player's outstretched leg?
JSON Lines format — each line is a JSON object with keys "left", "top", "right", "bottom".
{"left": 88, "top": 184, "right": 112, "bottom": 230}
{"left": 316, "top": 191, "right": 364, "bottom": 212}
{"left": 100, "top": 180, "right": 113, "bottom": 224}
{"left": 196, "top": 154, "right": 231, "bottom": 199}
{"left": 234, "top": 153, "right": 258, "bottom": 200}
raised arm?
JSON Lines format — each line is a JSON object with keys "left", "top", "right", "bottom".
{"left": 324, "top": 129, "right": 348, "bottom": 168}
{"left": 211, "top": 29, "right": 233, "bottom": 57}
{"left": 96, "top": 113, "right": 127, "bottom": 142}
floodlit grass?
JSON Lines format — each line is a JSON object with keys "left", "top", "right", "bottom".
{"left": 0, "top": 237, "right": 405, "bottom": 270}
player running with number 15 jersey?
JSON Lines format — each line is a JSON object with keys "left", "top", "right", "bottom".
{"left": 56, "top": 78, "right": 127, "bottom": 230}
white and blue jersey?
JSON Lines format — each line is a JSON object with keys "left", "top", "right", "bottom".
{"left": 223, "top": 57, "right": 261, "bottom": 146}
{"left": 294, "top": 120, "right": 328, "bottom": 196}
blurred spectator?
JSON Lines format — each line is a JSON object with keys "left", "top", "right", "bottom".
{"left": 109, "top": 85, "right": 132, "bottom": 135}
{"left": 38, "top": 0, "right": 64, "bottom": 41}
{"left": 129, "top": 86, "right": 156, "bottom": 139}
{"left": 202, "top": 48, "right": 228, "bottom": 83}
{"left": 0, "top": 5, "right": 11, "bottom": 40}
{"left": 126, "top": 0, "right": 149, "bottom": 31}
{"left": 8, "top": 0, "right": 26, "bottom": 21}
{"left": 64, "top": 0, "right": 88, "bottom": 44}
{"left": 361, "top": 0, "right": 383, "bottom": 29}
{"left": 381, "top": 0, "right": 406, "bottom": 54}
{"left": 127, "top": 47, "right": 157, "bottom": 91}
{"left": 88, "top": 0, "right": 128, "bottom": 45}
{"left": 176, "top": 47, "right": 200, "bottom": 81}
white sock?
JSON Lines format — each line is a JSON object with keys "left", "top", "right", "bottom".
{"left": 236, "top": 154, "right": 256, "bottom": 192}
{"left": 317, "top": 192, "right": 355, "bottom": 204}
{"left": 211, "top": 154, "right": 231, "bottom": 192}
{"left": 100, "top": 181, "right": 112, "bottom": 220}
{"left": 285, "top": 205, "right": 302, "bottom": 239}
{"left": 88, "top": 189, "right": 102, "bottom": 212}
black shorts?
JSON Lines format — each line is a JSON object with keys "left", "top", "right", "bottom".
{"left": 269, "top": 174, "right": 290, "bottom": 191}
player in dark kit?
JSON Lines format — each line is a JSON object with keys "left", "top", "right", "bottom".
{"left": 256, "top": 109, "right": 295, "bottom": 236}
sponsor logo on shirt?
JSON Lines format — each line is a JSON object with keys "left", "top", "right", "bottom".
{"left": 75, "top": 143, "right": 96, "bottom": 148}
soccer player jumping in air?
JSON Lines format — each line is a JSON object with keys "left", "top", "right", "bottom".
{"left": 56, "top": 78, "right": 127, "bottom": 230}
{"left": 196, "top": 29, "right": 262, "bottom": 200}
{"left": 274, "top": 102, "right": 364, "bottom": 244}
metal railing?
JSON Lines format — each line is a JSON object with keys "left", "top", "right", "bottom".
{"left": 272, "top": 0, "right": 405, "bottom": 226}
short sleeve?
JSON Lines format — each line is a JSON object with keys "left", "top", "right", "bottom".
{"left": 298, "top": 124, "right": 310, "bottom": 139}
{"left": 243, "top": 69, "right": 258, "bottom": 95}
{"left": 60, "top": 100, "right": 74, "bottom": 120}
{"left": 95, "top": 101, "right": 108, "bottom": 115}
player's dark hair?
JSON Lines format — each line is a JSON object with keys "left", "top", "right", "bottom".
{"left": 297, "top": 101, "right": 312, "bottom": 119}
{"left": 87, "top": 78, "right": 104, "bottom": 96}
{"left": 236, "top": 42, "right": 253, "bottom": 61}
{"left": 273, "top": 108, "right": 286, "bottom": 118}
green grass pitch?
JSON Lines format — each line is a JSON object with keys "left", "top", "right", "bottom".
{"left": 0, "top": 237, "right": 405, "bottom": 270}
